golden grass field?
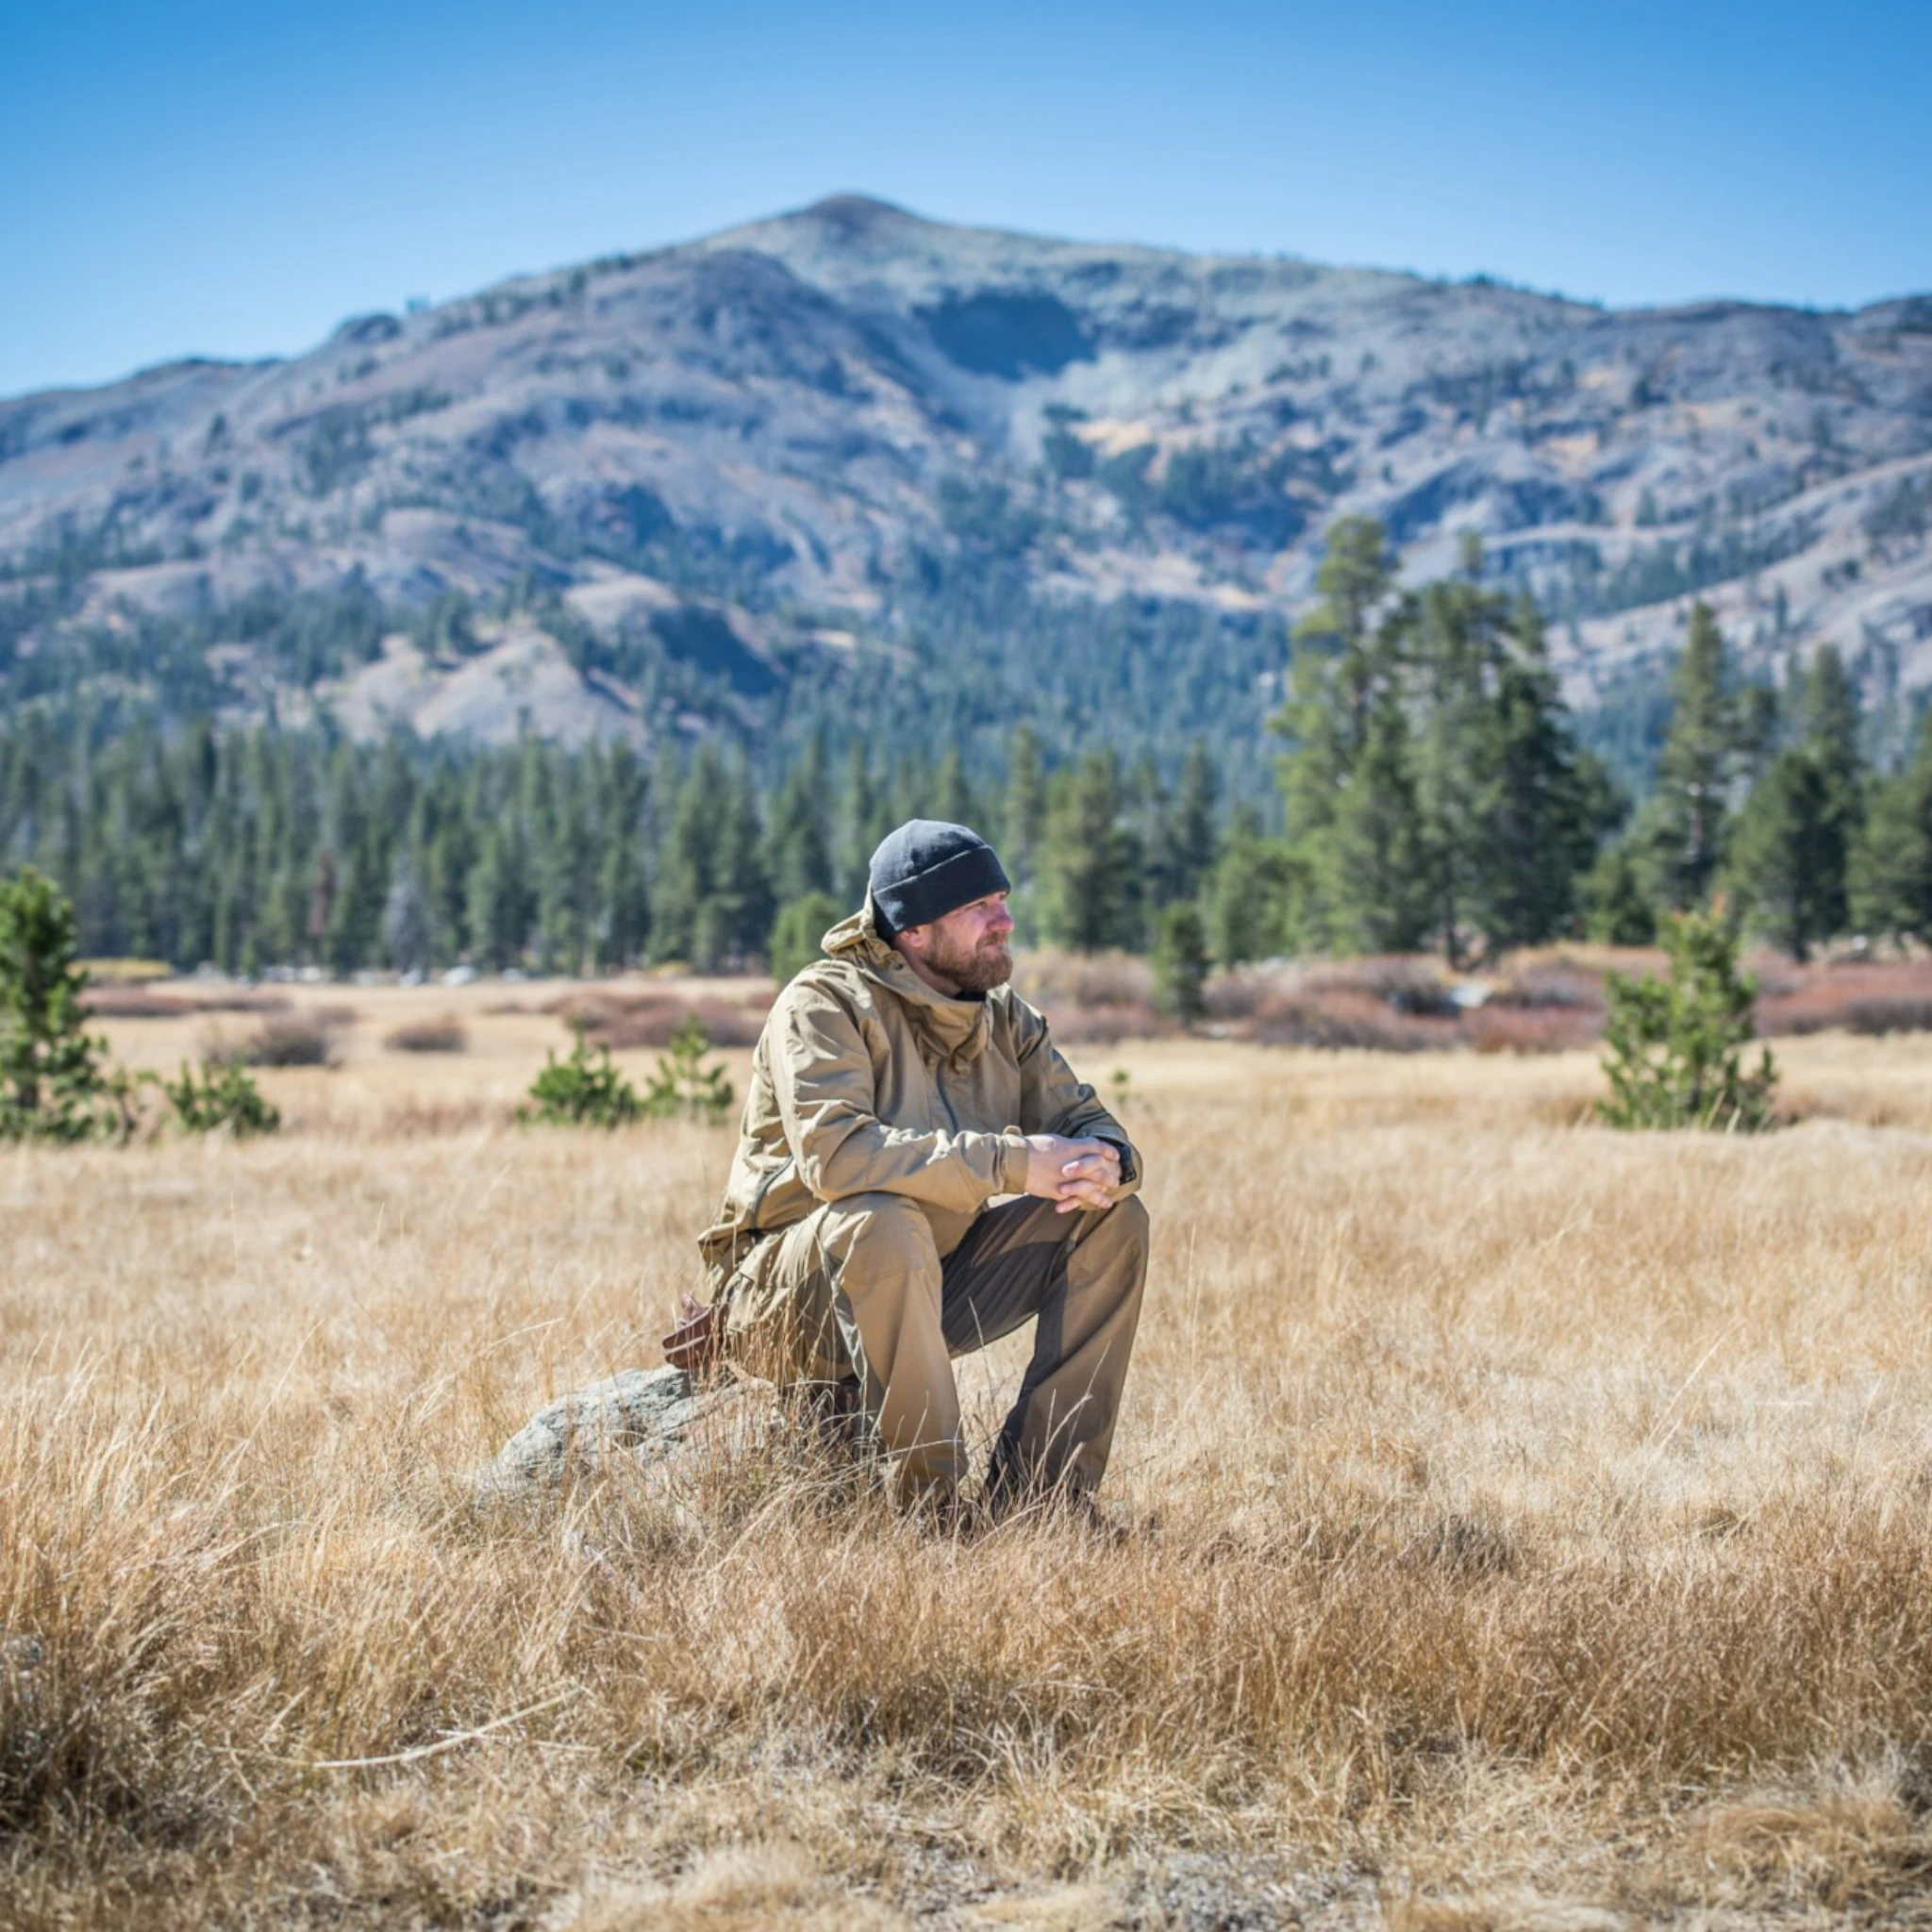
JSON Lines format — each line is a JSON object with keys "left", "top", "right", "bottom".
{"left": 6, "top": 980, "right": 1932, "bottom": 1928}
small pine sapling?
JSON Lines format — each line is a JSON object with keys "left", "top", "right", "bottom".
{"left": 1598, "top": 907, "right": 1778, "bottom": 1131}
{"left": 642, "top": 1014, "right": 736, "bottom": 1124}
{"left": 519, "top": 1020, "right": 644, "bottom": 1128}
{"left": 0, "top": 866, "right": 123, "bottom": 1141}
{"left": 162, "top": 1059, "right": 281, "bottom": 1138}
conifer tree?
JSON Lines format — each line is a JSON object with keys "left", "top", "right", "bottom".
{"left": 1166, "top": 738, "right": 1219, "bottom": 907}
{"left": 1204, "top": 805, "right": 1301, "bottom": 966}
{"left": 1041, "top": 749, "right": 1134, "bottom": 952}
{"left": 1151, "top": 902, "right": 1211, "bottom": 1024}
{"left": 764, "top": 738, "right": 837, "bottom": 908}
{"left": 1639, "top": 602, "right": 1737, "bottom": 909}
{"left": 1326, "top": 691, "right": 1431, "bottom": 953}
{"left": 1727, "top": 749, "right": 1837, "bottom": 958}
{"left": 1581, "top": 842, "right": 1657, "bottom": 945}
{"left": 0, "top": 866, "right": 113, "bottom": 1141}
{"left": 1474, "top": 597, "right": 1615, "bottom": 951}
{"left": 1850, "top": 706, "right": 1932, "bottom": 945}
{"left": 1409, "top": 575, "right": 1496, "bottom": 963}
{"left": 594, "top": 744, "right": 651, "bottom": 968}
{"left": 769, "top": 891, "right": 841, "bottom": 985}
{"left": 650, "top": 745, "right": 730, "bottom": 966}
{"left": 466, "top": 823, "right": 529, "bottom": 970}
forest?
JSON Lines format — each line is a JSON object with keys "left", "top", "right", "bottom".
{"left": 4, "top": 516, "right": 1931, "bottom": 977}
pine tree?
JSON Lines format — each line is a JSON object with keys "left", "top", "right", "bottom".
{"left": 1474, "top": 598, "right": 1615, "bottom": 951}
{"left": 1581, "top": 842, "right": 1657, "bottom": 945}
{"left": 1041, "top": 750, "right": 1133, "bottom": 952}
{"left": 1728, "top": 646, "right": 1866, "bottom": 958}
{"left": 769, "top": 891, "right": 841, "bottom": 985}
{"left": 765, "top": 739, "right": 837, "bottom": 908}
{"left": 931, "top": 744, "right": 978, "bottom": 831}
{"left": 1639, "top": 602, "right": 1738, "bottom": 909}
{"left": 1003, "top": 725, "right": 1047, "bottom": 884}
{"left": 1274, "top": 517, "right": 1407, "bottom": 949}
{"left": 593, "top": 744, "right": 651, "bottom": 969}
{"left": 1205, "top": 806, "right": 1301, "bottom": 966}
{"left": 1151, "top": 903, "right": 1211, "bottom": 1024}
{"left": 1326, "top": 691, "right": 1431, "bottom": 954}
{"left": 650, "top": 745, "right": 730, "bottom": 966}
{"left": 1163, "top": 738, "right": 1219, "bottom": 908}
{"left": 1598, "top": 908, "right": 1777, "bottom": 1132}
{"left": 1850, "top": 706, "right": 1932, "bottom": 944}
{"left": 1727, "top": 750, "right": 1838, "bottom": 958}
{"left": 1409, "top": 577, "right": 1495, "bottom": 963}
{"left": 0, "top": 867, "right": 114, "bottom": 1141}
{"left": 466, "top": 823, "right": 529, "bottom": 971}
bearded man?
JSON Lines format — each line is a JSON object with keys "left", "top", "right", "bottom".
{"left": 677, "top": 819, "right": 1148, "bottom": 1517}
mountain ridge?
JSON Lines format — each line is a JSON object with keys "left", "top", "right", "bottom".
{"left": 4, "top": 195, "right": 1929, "bottom": 763}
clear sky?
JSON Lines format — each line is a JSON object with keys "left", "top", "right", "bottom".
{"left": 4, "top": 0, "right": 1928, "bottom": 400}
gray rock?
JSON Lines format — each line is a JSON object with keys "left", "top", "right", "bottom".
{"left": 475, "top": 1365, "right": 719, "bottom": 1500}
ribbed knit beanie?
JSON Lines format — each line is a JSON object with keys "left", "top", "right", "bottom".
{"left": 867, "top": 820, "right": 1010, "bottom": 938}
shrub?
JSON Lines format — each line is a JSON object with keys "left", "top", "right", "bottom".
{"left": 80, "top": 988, "right": 192, "bottom": 1019}
{"left": 1598, "top": 908, "right": 1778, "bottom": 1131}
{"left": 1017, "top": 950, "right": 1154, "bottom": 1011}
{"left": 1307, "top": 956, "right": 1459, "bottom": 1017}
{"left": 0, "top": 867, "right": 125, "bottom": 1141}
{"left": 383, "top": 1015, "right": 468, "bottom": 1054}
{"left": 519, "top": 1023, "right": 643, "bottom": 1128}
{"left": 235, "top": 1012, "right": 346, "bottom": 1067}
{"left": 1755, "top": 960, "right": 1932, "bottom": 1039}
{"left": 1464, "top": 1005, "right": 1602, "bottom": 1055}
{"left": 1249, "top": 986, "right": 1454, "bottom": 1052}
{"left": 548, "top": 991, "right": 769, "bottom": 1050}
{"left": 641, "top": 1014, "right": 736, "bottom": 1124}
{"left": 161, "top": 1059, "right": 280, "bottom": 1138}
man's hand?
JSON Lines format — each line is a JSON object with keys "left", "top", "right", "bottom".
{"left": 1023, "top": 1135, "right": 1122, "bottom": 1214}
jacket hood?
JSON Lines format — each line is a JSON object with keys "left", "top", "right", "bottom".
{"left": 820, "top": 901, "right": 993, "bottom": 1071}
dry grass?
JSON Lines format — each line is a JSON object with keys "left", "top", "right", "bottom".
{"left": 5, "top": 987, "right": 1932, "bottom": 1925}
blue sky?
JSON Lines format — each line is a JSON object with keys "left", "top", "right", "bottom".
{"left": 4, "top": 0, "right": 1927, "bottom": 399}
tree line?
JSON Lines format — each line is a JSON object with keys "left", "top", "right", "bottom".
{"left": 0, "top": 707, "right": 1221, "bottom": 976}
{"left": 1245, "top": 517, "right": 1932, "bottom": 964}
{"left": 4, "top": 516, "right": 1931, "bottom": 976}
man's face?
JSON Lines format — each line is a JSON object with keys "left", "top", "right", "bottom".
{"left": 904, "top": 891, "right": 1014, "bottom": 993}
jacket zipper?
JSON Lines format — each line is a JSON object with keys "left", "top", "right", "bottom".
{"left": 746, "top": 1156, "right": 792, "bottom": 1232}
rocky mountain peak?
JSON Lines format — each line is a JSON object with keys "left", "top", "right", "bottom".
{"left": 2, "top": 200, "right": 1929, "bottom": 760}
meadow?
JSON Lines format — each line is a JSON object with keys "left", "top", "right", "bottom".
{"left": 5, "top": 979, "right": 1932, "bottom": 1928}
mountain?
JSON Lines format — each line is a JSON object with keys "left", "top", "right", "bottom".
{"left": 4, "top": 194, "right": 1930, "bottom": 771}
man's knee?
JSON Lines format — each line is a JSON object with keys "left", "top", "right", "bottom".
{"left": 1096, "top": 1191, "right": 1150, "bottom": 1258}
{"left": 822, "top": 1192, "right": 937, "bottom": 1274}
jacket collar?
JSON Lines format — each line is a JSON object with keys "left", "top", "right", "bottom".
{"left": 821, "top": 901, "right": 992, "bottom": 1071}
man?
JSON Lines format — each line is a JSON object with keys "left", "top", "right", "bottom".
{"left": 676, "top": 819, "right": 1148, "bottom": 1516}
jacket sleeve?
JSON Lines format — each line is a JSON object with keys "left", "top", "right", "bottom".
{"left": 773, "top": 985, "right": 1031, "bottom": 1209}
{"left": 1012, "top": 999, "right": 1143, "bottom": 1196}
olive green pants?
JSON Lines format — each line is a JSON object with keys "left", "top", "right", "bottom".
{"left": 721, "top": 1191, "right": 1149, "bottom": 1503}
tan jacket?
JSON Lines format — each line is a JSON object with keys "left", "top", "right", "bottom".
{"left": 699, "top": 903, "right": 1141, "bottom": 1289}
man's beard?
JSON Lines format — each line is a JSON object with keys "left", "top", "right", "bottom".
{"left": 926, "top": 928, "right": 1013, "bottom": 994}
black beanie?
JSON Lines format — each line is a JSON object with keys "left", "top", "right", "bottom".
{"left": 867, "top": 820, "right": 1010, "bottom": 938}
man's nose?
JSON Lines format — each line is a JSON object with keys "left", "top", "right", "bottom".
{"left": 987, "top": 907, "right": 1014, "bottom": 937}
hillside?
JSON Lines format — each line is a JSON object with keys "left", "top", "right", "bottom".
{"left": 3, "top": 194, "right": 1930, "bottom": 771}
